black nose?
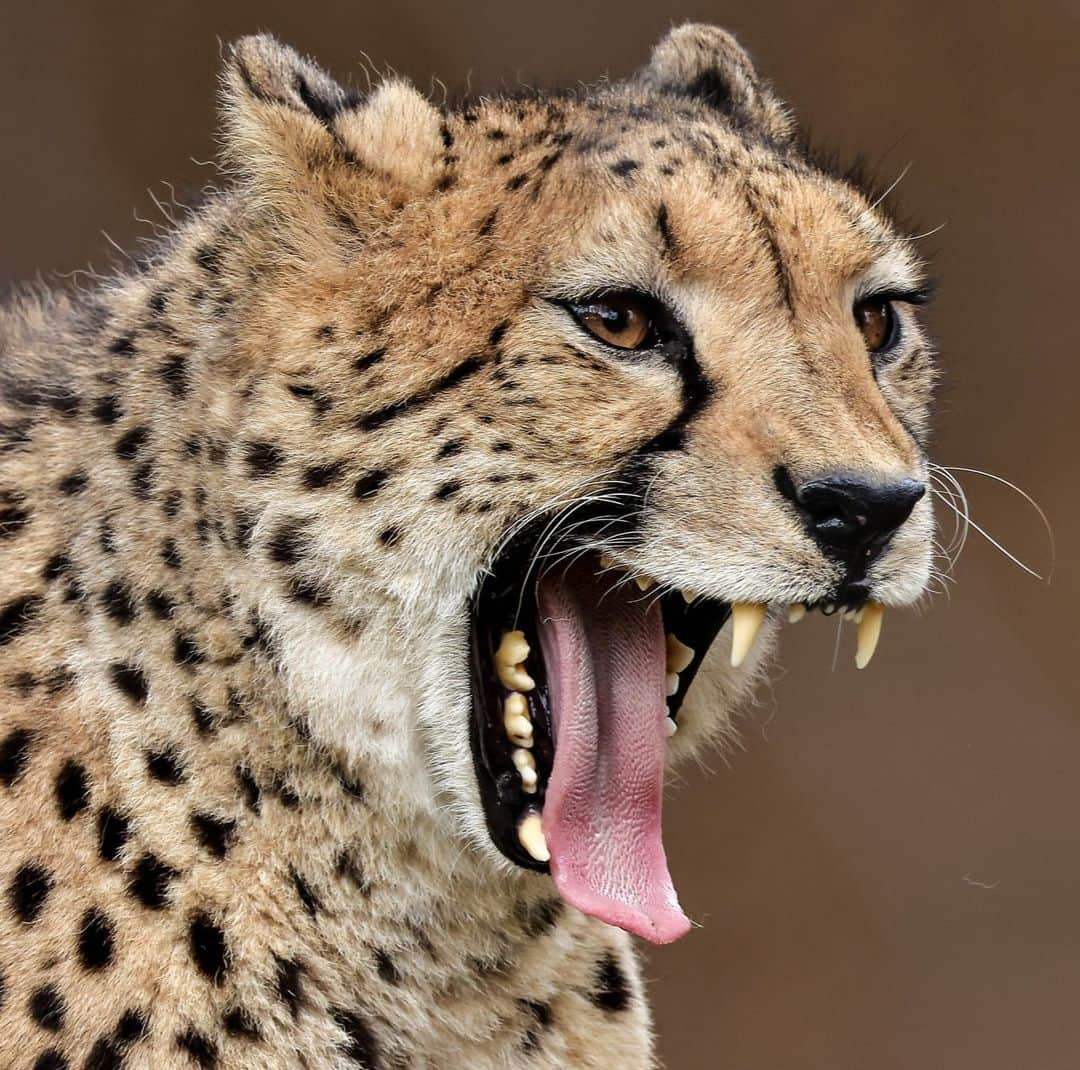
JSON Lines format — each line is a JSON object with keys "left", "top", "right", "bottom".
{"left": 775, "top": 467, "right": 925, "bottom": 562}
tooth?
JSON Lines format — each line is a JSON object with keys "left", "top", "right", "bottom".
{"left": 843, "top": 609, "right": 858, "bottom": 621}
{"left": 503, "top": 693, "right": 533, "bottom": 748}
{"left": 635, "top": 575, "right": 656, "bottom": 592}
{"left": 495, "top": 630, "right": 535, "bottom": 691}
{"left": 787, "top": 603, "right": 806, "bottom": 624}
{"left": 512, "top": 748, "right": 538, "bottom": 792}
{"left": 855, "top": 601, "right": 884, "bottom": 669}
{"left": 681, "top": 589, "right": 698, "bottom": 604}
{"left": 517, "top": 809, "right": 549, "bottom": 863}
{"left": 665, "top": 672, "right": 680, "bottom": 697}
{"left": 599, "top": 553, "right": 618, "bottom": 570}
{"left": 730, "top": 602, "right": 767, "bottom": 668}
{"left": 665, "top": 634, "right": 695, "bottom": 673}
{"left": 665, "top": 716, "right": 678, "bottom": 737}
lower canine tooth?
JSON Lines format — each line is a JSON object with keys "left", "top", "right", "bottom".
{"left": 787, "top": 604, "right": 806, "bottom": 623}
{"left": 665, "top": 634, "right": 695, "bottom": 673}
{"left": 665, "top": 716, "right": 678, "bottom": 737}
{"left": 517, "top": 809, "right": 549, "bottom": 862}
{"left": 855, "top": 601, "right": 884, "bottom": 669}
{"left": 730, "top": 602, "right": 767, "bottom": 668}
{"left": 512, "top": 748, "right": 538, "bottom": 791}
{"left": 665, "top": 672, "right": 680, "bottom": 697}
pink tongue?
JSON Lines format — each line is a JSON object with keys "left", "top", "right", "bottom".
{"left": 536, "top": 561, "right": 690, "bottom": 944}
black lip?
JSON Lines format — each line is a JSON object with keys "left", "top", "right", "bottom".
{"left": 468, "top": 521, "right": 732, "bottom": 871}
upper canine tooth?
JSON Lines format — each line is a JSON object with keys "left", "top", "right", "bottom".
{"left": 495, "top": 630, "right": 535, "bottom": 691}
{"left": 855, "top": 601, "right": 884, "bottom": 669}
{"left": 730, "top": 602, "right": 767, "bottom": 668}
{"left": 665, "top": 672, "right": 680, "bottom": 697}
{"left": 665, "top": 716, "right": 678, "bottom": 738}
{"left": 681, "top": 589, "right": 698, "bottom": 604}
{"left": 665, "top": 634, "right": 695, "bottom": 673}
{"left": 635, "top": 575, "right": 656, "bottom": 592}
{"left": 787, "top": 604, "right": 806, "bottom": 624}
{"left": 599, "top": 553, "right": 618, "bottom": 570}
{"left": 517, "top": 809, "right": 549, "bottom": 863}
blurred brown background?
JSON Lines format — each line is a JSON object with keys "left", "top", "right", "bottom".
{"left": 2, "top": 1, "right": 1077, "bottom": 1066}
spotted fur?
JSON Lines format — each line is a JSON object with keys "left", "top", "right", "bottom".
{"left": 0, "top": 25, "right": 935, "bottom": 1068}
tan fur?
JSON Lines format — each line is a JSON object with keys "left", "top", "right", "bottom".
{"left": 0, "top": 25, "right": 934, "bottom": 1069}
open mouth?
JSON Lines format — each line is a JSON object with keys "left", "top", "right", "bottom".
{"left": 469, "top": 522, "right": 890, "bottom": 944}
{"left": 469, "top": 525, "right": 731, "bottom": 944}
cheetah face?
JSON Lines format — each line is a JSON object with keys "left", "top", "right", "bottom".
{"left": 228, "top": 27, "right": 936, "bottom": 945}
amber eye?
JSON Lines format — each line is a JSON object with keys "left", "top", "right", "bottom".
{"left": 854, "top": 297, "right": 898, "bottom": 353}
{"left": 567, "top": 292, "right": 655, "bottom": 350}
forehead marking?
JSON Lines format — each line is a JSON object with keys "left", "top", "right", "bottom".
{"left": 742, "top": 178, "right": 795, "bottom": 316}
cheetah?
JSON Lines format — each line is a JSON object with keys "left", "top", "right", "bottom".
{"left": 0, "top": 24, "right": 936, "bottom": 1069}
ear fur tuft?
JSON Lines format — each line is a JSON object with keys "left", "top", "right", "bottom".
{"left": 638, "top": 24, "right": 793, "bottom": 144}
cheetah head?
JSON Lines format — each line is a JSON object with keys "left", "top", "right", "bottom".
{"left": 223, "top": 26, "right": 935, "bottom": 944}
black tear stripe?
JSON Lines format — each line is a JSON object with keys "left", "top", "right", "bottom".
{"left": 355, "top": 355, "right": 485, "bottom": 434}
{"left": 655, "top": 202, "right": 679, "bottom": 260}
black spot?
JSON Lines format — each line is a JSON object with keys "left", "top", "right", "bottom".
{"left": 236, "top": 767, "right": 261, "bottom": 812}
{"left": 223, "top": 1007, "right": 261, "bottom": 1040}
{"left": 8, "top": 862, "right": 51, "bottom": 923}
{"left": 190, "top": 700, "right": 215, "bottom": 735}
{"left": 268, "top": 521, "right": 310, "bottom": 565}
{"left": 316, "top": 324, "right": 336, "bottom": 342}
{"left": 332, "top": 1009, "right": 380, "bottom": 1066}
{"left": 102, "top": 580, "right": 137, "bottom": 624}
{"left": 302, "top": 460, "right": 345, "bottom": 489}
{"left": 479, "top": 210, "right": 498, "bottom": 236}
{"left": 519, "top": 998, "right": 552, "bottom": 1052}
{"left": 491, "top": 440, "right": 513, "bottom": 453}
{"left": 115, "top": 1008, "right": 150, "bottom": 1043}
{"left": 55, "top": 760, "right": 90, "bottom": 820}
{"left": 110, "top": 662, "right": 149, "bottom": 704}
{"left": 194, "top": 246, "right": 222, "bottom": 274}
{"left": 378, "top": 526, "right": 401, "bottom": 547}
{"left": 335, "top": 849, "right": 371, "bottom": 895}
{"left": 274, "top": 956, "right": 304, "bottom": 1016}
{"left": 433, "top": 480, "right": 461, "bottom": 500}
{"left": 144, "top": 590, "right": 175, "bottom": 620}
{"left": 159, "top": 354, "right": 189, "bottom": 399}
{"left": 93, "top": 395, "right": 122, "bottom": 424}
{"left": 131, "top": 461, "right": 154, "bottom": 499}
{"left": 97, "top": 808, "right": 131, "bottom": 862}
{"left": 115, "top": 425, "right": 148, "bottom": 460}
{"left": 191, "top": 812, "right": 236, "bottom": 859}
{"left": 590, "top": 951, "right": 631, "bottom": 1012}
{"left": 436, "top": 438, "right": 465, "bottom": 459}
{"left": 173, "top": 632, "right": 204, "bottom": 668}
{"left": 42, "top": 553, "right": 71, "bottom": 581}
{"left": 128, "top": 853, "right": 178, "bottom": 910}
{"left": 146, "top": 748, "right": 185, "bottom": 784}
{"left": 244, "top": 441, "right": 284, "bottom": 478}
{"left": 109, "top": 336, "right": 136, "bottom": 356}
{"left": 333, "top": 763, "right": 366, "bottom": 802}
{"left": 176, "top": 1027, "right": 218, "bottom": 1068}
{"left": 353, "top": 347, "right": 386, "bottom": 373}
{"left": 288, "top": 577, "right": 331, "bottom": 607}
{"left": 33, "top": 1051, "right": 69, "bottom": 1070}
{"left": 0, "top": 594, "right": 42, "bottom": 645}
{"left": 83, "top": 1036, "right": 123, "bottom": 1070}
{"left": 0, "top": 505, "right": 30, "bottom": 539}
{"left": 29, "top": 984, "right": 65, "bottom": 1031}
{"left": 78, "top": 908, "right": 116, "bottom": 971}
{"left": 0, "top": 726, "right": 33, "bottom": 785}
{"left": 353, "top": 470, "right": 388, "bottom": 500}
{"left": 57, "top": 470, "right": 88, "bottom": 495}
{"left": 234, "top": 510, "right": 257, "bottom": 552}
{"left": 611, "top": 158, "right": 639, "bottom": 177}
{"left": 99, "top": 520, "right": 117, "bottom": 554}
{"left": 518, "top": 897, "right": 563, "bottom": 938}
{"left": 373, "top": 948, "right": 400, "bottom": 985}
{"left": 291, "top": 871, "right": 319, "bottom": 917}
{"left": 189, "top": 913, "right": 230, "bottom": 984}
{"left": 161, "top": 538, "right": 182, "bottom": 569}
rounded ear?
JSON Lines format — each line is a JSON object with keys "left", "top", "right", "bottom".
{"left": 222, "top": 35, "right": 444, "bottom": 198}
{"left": 636, "top": 24, "right": 794, "bottom": 144}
